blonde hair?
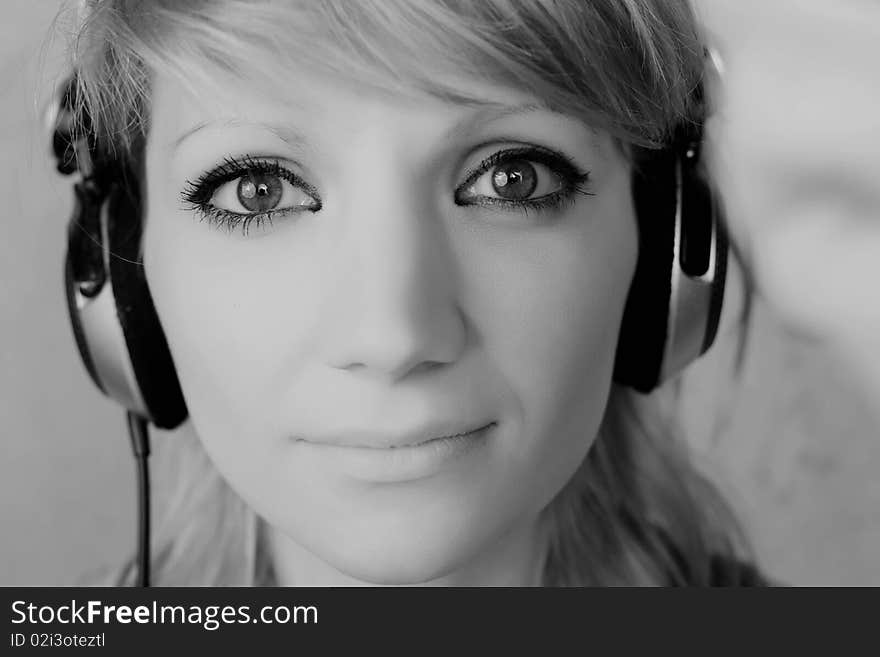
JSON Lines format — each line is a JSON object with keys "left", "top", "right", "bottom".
{"left": 64, "top": 0, "right": 751, "bottom": 586}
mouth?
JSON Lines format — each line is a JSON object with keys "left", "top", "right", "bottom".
{"left": 298, "top": 421, "right": 498, "bottom": 450}
{"left": 358, "top": 423, "right": 496, "bottom": 449}
{"left": 292, "top": 422, "right": 497, "bottom": 483}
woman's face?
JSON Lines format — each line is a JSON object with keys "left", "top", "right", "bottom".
{"left": 143, "top": 62, "right": 638, "bottom": 584}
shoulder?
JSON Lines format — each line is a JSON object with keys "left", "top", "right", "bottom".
{"left": 704, "top": 554, "right": 775, "bottom": 587}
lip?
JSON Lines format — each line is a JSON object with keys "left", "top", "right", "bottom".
{"left": 293, "top": 422, "right": 496, "bottom": 483}
{"left": 303, "top": 420, "right": 498, "bottom": 449}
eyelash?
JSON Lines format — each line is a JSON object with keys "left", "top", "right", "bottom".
{"left": 180, "top": 146, "right": 593, "bottom": 235}
{"left": 181, "top": 155, "right": 321, "bottom": 235}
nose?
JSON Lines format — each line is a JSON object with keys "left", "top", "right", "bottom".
{"left": 320, "top": 177, "right": 467, "bottom": 382}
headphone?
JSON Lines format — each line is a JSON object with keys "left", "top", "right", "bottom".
{"left": 51, "top": 79, "right": 187, "bottom": 431}
{"left": 48, "top": 62, "right": 727, "bottom": 584}
{"left": 50, "top": 76, "right": 727, "bottom": 427}
{"left": 615, "top": 120, "right": 728, "bottom": 392}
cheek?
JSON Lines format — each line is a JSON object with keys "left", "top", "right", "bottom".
{"left": 495, "top": 234, "right": 631, "bottom": 392}
{"left": 460, "top": 184, "right": 638, "bottom": 490}
{"left": 142, "top": 208, "right": 324, "bottom": 462}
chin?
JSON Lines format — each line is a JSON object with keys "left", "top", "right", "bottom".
{"left": 308, "top": 508, "right": 489, "bottom": 586}
{"left": 324, "top": 529, "right": 474, "bottom": 586}
{"left": 335, "top": 556, "right": 454, "bottom": 586}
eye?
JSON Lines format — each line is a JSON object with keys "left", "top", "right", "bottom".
{"left": 466, "top": 158, "right": 565, "bottom": 201}
{"left": 454, "top": 145, "right": 591, "bottom": 211}
{"left": 211, "top": 169, "right": 316, "bottom": 215}
{"left": 181, "top": 155, "right": 322, "bottom": 235}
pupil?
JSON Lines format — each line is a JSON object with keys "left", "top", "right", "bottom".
{"left": 237, "top": 172, "right": 282, "bottom": 212}
{"left": 491, "top": 160, "right": 537, "bottom": 200}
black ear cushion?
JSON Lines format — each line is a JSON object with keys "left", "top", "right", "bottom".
{"left": 105, "top": 178, "right": 188, "bottom": 429}
{"left": 612, "top": 149, "right": 677, "bottom": 392}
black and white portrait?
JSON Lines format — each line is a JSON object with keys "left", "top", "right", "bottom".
{"left": 2, "top": 0, "right": 879, "bottom": 589}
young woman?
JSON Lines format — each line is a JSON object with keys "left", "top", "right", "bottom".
{"left": 58, "top": 0, "right": 768, "bottom": 586}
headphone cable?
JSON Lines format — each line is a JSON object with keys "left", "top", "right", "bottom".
{"left": 126, "top": 411, "right": 151, "bottom": 587}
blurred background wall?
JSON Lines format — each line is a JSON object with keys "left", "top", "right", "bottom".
{"left": 1, "top": 0, "right": 878, "bottom": 586}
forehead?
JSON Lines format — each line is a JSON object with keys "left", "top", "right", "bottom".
{"left": 148, "top": 63, "right": 604, "bottom": 163}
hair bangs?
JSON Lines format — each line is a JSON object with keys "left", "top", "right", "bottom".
{"left": 71, "top": 0, "right": 704, "bottom": 161}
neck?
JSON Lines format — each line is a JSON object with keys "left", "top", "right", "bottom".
{"left": 265, "top": 514, "right": 547, "bottom": 587}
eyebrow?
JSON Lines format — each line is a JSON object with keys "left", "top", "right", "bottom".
{"left": 170, "top": 101, "right": 580, "bottom": 152}
{"left": 451, "top": 100, "right": 599, "bottom": 145}
{"left": 171, "top": 117, "right": 308, "bottom": 150}
{"left": 458, "top": 101, "right": 573, "bottom": 131}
